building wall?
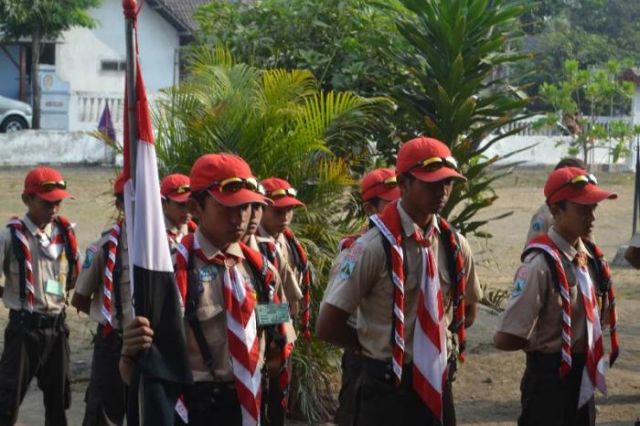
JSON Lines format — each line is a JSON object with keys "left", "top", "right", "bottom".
{"left": 0, "top": 45, "right": 21, "bottom": 99}
{"left": 56, "top": 0, "right": 180, "bottom": 94}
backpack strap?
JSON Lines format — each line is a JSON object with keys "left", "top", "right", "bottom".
{"left": 181, "top": 235, "right": 218, "bottom": 377}
{"left": 7, "top": 220, "right": 27, "bottom": 308}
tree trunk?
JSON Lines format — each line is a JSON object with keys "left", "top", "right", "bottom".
{"left": 31, "top": 29, "right": 41, "bottom": 129}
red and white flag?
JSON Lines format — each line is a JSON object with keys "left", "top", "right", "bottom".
{"left": 121, "top": 6, "right": 192, "bottom": 425}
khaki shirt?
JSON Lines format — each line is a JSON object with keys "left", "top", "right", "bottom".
{"left": 245, "top": 234, "right": 302, "bottom": 304}
{"left": 0, "top": 215, "right": 72, "bottom": 314}
{"left": 322, "top": 203, "right": 482, "bottom": 362}
{"left": 245, "top": 233, "right": 297, "bottom": 345}
{"left": 257, "top": 227, "right": 303, "bottom": 303}
{"left": 74, "top": 224, "right": 133, "bottom": 329}
{"left": 325, "top": 247, "right": 358, "bottom": 328}
{"left": 497, "top": 227, "right": 591, "bottom": 354}
{"left": 525, "top": 204, "right": 553, "bottom": 247}
{"left": 186, "top": 229, "right": 283, "bottom": 382}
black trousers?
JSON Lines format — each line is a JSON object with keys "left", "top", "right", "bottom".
{"left": 82, "top": 324, "right": 127, "bottom": 426}
{"left": 0, "top": 311, "right": 70, "bottom": 426}
{"left": 335, "top": 350, "right": 362, "bottom": 426}
{"left": 519, "top": 352, "right": 595, "bottom": 426}
{"left": 353, "top": 357, "right": 456, "bottom": 426}
{"left": 176, "top": 381, "right": 242, "bottom": 426}
{"left": 264, "top": 374, "right": 285, "bottom": 426}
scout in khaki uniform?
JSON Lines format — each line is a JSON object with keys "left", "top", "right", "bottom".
{"left": 161, "top": 173, "right": 196, "bottom": 252}
{"left": 525, "top": 158, "right": 586, "bottom": 246}
{"left": 0, "top": 166, "right": 80, "bottom": 425}
{"left": 120, "top": 154, "right": 286, "bottom": 426}
{"left": 317, "top": 137, "right": 483, "bottom": 426}
{"left": 259, "top": 178, "right": 312, "bottom": 340}
{"left": 332, "top": 167, "right": 400, "bottom": 426}
{"left": 72, "top": 173, "right": 133, "bottom": 426}
{"left": 495, "top": 166, "right": 619, "bottom": 426}
{"left": 243, "top": 198, "right": 300, "bottom": 425}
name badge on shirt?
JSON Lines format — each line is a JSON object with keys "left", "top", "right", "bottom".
{"left": 255, "top": 303, "right": 290, "bottom": 326}
{"left": 45, "top": 279, "right": 64, "bottom": 297}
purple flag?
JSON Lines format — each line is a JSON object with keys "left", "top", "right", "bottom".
{"left": 98, "top": 103, "right": 117, "bottom": 142}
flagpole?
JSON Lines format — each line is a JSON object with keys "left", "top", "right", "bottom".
{"left": 123, "top": 1, "right": 143, "bottom": 424}
{"left": 124, "top": 0, "right": 138, "bottom": 188}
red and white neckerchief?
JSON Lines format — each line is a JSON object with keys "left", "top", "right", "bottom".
{"left": 582, "top": 239, "right": 619, "bottom": 367}
{"left": 282, "top": 227, "right": 312, "bottom": 340}
{"left": 525, "top": 235, "right": 574, "bottom": 377}
{"left": 574, "top": 252, "right": 607, "bottom": 406}
{"left": 370, "top": 201, "right": 448, "bottom": 421}
{"left": 7, "top": 218, "right": 35, "bottom": 311}
{"left": 438, "top": 218, "right": 467, "bottom": 361}
{"left": 102, "top": 221, "right": 122, "bottom": 335}
{"left": 7, "top": 216, "right": 79, "bottom": 311}
{"left": 175, "top": 234, "right": 262, "bottom": 425}
{"left": 525, "top": 235, "right": 607, "bottom": 406}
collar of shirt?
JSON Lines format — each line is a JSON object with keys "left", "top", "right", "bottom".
{"left": 397, "top": 202, "right": 440, "bottom": 239}
{"left": 548, "top": 226, "right": 591, "bottom": 261}
{"left": 164, "top": 215, "right": 188, "bottom": 237}
{"left": 244, "top": 234, "right": 259, "bottom": 251}
{"left": 195, "top": 228, "right": 245, "bottom": 260}
{"left": 22, "top": 214, "right": 52, "bottom": 238}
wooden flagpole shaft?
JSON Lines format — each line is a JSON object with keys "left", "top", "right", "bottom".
{"left": 124, "top": 0, "right": 138, "bottom": 188}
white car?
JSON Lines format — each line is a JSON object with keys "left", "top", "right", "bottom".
{"left": 0, "top": 95, "right": 32, "bottom": 132}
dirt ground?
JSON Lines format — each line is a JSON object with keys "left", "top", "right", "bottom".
{"left": 0, "top": 166, "right": 637, "bottom": 425}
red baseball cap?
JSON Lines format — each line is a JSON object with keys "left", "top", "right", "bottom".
{"left": 361, "top": 168, "right": 401, "bottom": 202}
{"left": 396, "top": 137, "right": 466, "bottom": 183}
{"left": 545, "top": 167, "right": 617, "bottom": 205}
{"left": 23, "top": 166, "right": 73, "bottom": 202}
{"left": 160, "top": 173, "right": 191, "bottom": 203}
{"left": 113, "top": 172, "right": 127, "bottom": 196}
{"left": 189, "top": 154, "right": 267, "bottom": 207}
{"left": 261, "top": 177, "right": 304, "bottom": 208}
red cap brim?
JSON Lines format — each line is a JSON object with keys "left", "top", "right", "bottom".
{"left": 410, "top": 168, "right": 466, "bottom": 183}
{"left": 36, "top": 189, "right": 73, "bottom": 202}
{"left": 271, "top": 196, "right": 305, "bottom": 208}
{"left": 166, "top": 192, "right": 190, "bottom": 203}
{"left": 362, "top": 185, "right": 401, "bottom": 202}
{"left": 565, "top": 187, "right": 618, "bottom": 205}
{"left": 209, "top": 188, "right": 268, "bottom": 207}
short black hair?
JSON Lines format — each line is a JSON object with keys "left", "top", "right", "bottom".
{"left": 555, "top": 157, "right": 586, "bottom": 170}
{"left": 365, "top": 196, "right": 382, "bottom": 209}
{"left": 190, "top": 190, "right": 210, "bottom": 209}
{"left": 547, "top": 200, "right": 567, "bottom": 210}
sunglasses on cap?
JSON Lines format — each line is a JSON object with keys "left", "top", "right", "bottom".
{"left": 411, "top": 156, "right": 459, "bottom": 173}
{"left": 40, "top": 180, "right": 67, "bottom": 191}
{"left": 174, "top": 184, "right": 191, "bottom": 194}
{"left": 208, "top": 176, "right": 258, "bottom": 193}
{"left": 381, "top": 175, "right": 398, "bottom": 187}
{"left": 256, "top": 184, "right": 267, "bottom": 196}
{"left": 548, "top": 173, "right": 599, "bottom": 199}
{"left": 268, "top": 187, "right": 298, "bottom": 199}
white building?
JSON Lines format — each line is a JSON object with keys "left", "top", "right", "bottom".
{"left": 0, "top": 0, "right": 206, "bottom": 132}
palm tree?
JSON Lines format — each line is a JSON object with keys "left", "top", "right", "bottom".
{"left": 389, "top": 0, "right": 531, "bottom": 236}
{"left": 153, "top": 46, "right": 393, "bottom": 421}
